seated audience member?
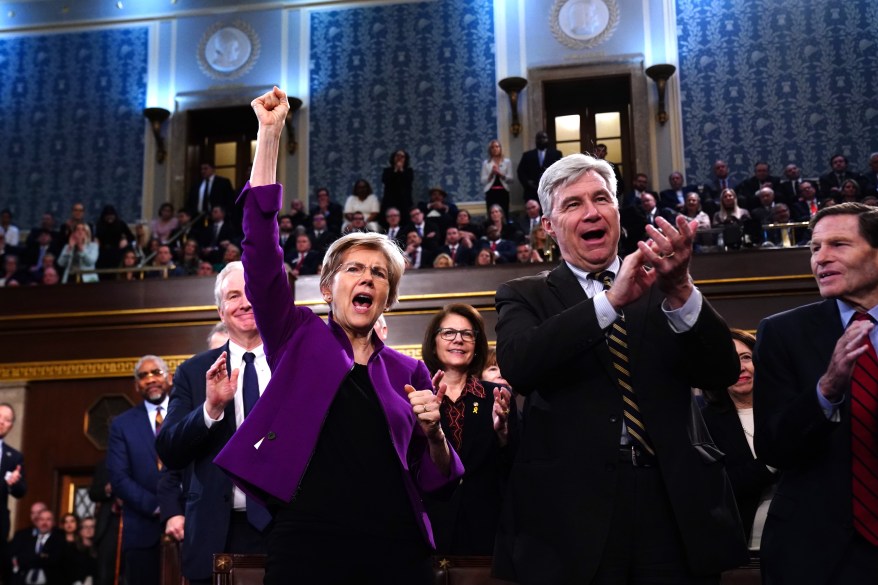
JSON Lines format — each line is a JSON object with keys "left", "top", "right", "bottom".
{"left": 306, "top": 212, "right": 339, "bottom": 256}
{"left": 0, "top": 254, "right": 29, "bottom": 286}
{"left": 408, "top": 206, "right": 440, "bottom": 250}
{"left": 382, "top": 207, "right": 409, "bottom": 250}
{"left": 791, "top": 180, "right": 821, "bottom": 221}
{"left": 659, "top": 171, "right": 696, "bottom": 213}
{"left": 289, "top": 234, "right": 321, "bottom": 276}
{"left": 712, "top": 188, "right": 751, "bottom": 226}
{"left": 529, "top": 224, "right": 559, "bottom": 263}
{"left": 863, "top": 195, "right": 878, "bottom": 207}
{"left": 762, "top": 203, "right": 797, "bottom": 247}
{"left": 863, "top": 151, "right": 878, "bottom": 197}
{"left": 819, "top": 153, "right": 862, "bottom": 200}
{"left": 708, "top": 158, "right": 736, "bottom": 196}
{"left": 309, "top": 187, "right": 344, "bottom": 234}
{"left": 702, "top": 329, "right": 777, "bottom": 548}
{"left": 737, "top": 161, "right": 780, "bottom": 206}
{"left": 484, "top": 204, "right": 523, "bottom": 243}
{"left": 215, "top": 243, "right": 242, "bottom": 273}
{"left": 198, "top": 205, "right": 240, "bottom": 264}
{"left": 838, "top": 178, "right": 862, "bottom": 203}
{"left": 277, "top": 214, "right": 298, "bottom": 263}
{"left": 382, "top": 149, "right": 415, "bottom": 218}
{"left": 0, "top": 209, "right": 20, "bottom": 247}
{"left": 149, "top": 203, "right": 179, "bottom": 244}
{"left": 680, "top": 192, "right": 712, "bottom": 230}
{"left": 515, "top": 242, "right": 542, "bottom": 264}
{"left": 176, "top": 239, "right": 202, "bottom": 276}
{"left": 437, "top": 226, "right": 474, "bottom": 267}
{"left": 481, "top": 348, "right": 519, "bottom": 415}
{"left": 149, "top": 244, "right": 185, "bottom": 278}
{"left": 94, "top": 205, "right": 135, "bottom": 278}
{"left": 777, "top": 163, "right": 805, "bottom": 204}
{"left": 420, "top": 304, "right": 514, "bottom": 554}
{"left": 117, "top": 249, "right": 143, "bottom": 281}
{"left": 420, "top": 187, "right": 458, "bottom": 231}
{"left": 620, "top": 191, "right": 675, "bottom": 255}
{"left": 288, "top": 199, "right": 310, "bottom": 230}
{"left": 25, "top": 212, "right": 60, "bottom": 252}
{"left": 170, "top": 209, "right": 195, "bottom": 248}
{"left": 432, "top": 253, "right": 454, "bottom": 269}
{"left": 474, "top": 247, "right": 495, "bottom": 267}
{"left": 517, "top": 199, "right": 543, "bottom": 238}
{"left": 454, "top": 209, "right": 482, "bottom": 244}
{"left": 66, "top": 515, "right": 97, "bottom": 585}
{"left": 403, "top": 229, "right": 435, "bottom": 269}
{"left": 59, "top": 223, "right": 99, "bottom": 284}
{"left": 196, "top": 261, "right": 216, "bottom": 277}
{"left": 132, "top": 221, "right": 152, "bottom": 263}
{"left": 750, "top": 187, "right": 777, "bottom": 225}
{"left": 40, "top": 266, "right": 61, "bottom": 286}
{"left": 9, "top": 507, "right": 65, "bottom": 585}
{"left": 342, "top": 211, "right": 371, "bottom": 235}
{"left": 621, "top": 172, "right": 656, "bottom": 209}
{"left": 343, "top": 179, "right": 381, "bottom": 232}
{"left": 479, "top": 225, "right": 517, "bottom": 264}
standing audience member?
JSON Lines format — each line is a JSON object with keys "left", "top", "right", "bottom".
{"left": 702, "top": 329, "right": 778, "bottom": 548}
{"left": 755, "top": 202, "right": 878, "bottom": 584}
{"left": 212, "top": 87, "right": 463, "bottom": 584}
{"left": 94, "top": 205, "right": 135, "bottom": 278}
{"left": 421, "top": 188, "right": 458, "bottom": 232}
{"left": 156, "top": 262, "right": 270, "bottom": 585}
{"left": 58, "top": 223, "right": 99, "bottom": 284}
{"left": 420, "top": 304, "right": 514, "bottom": 554}
{"left": 517, "top": 131, "right": 562, "bottom": 203}
{"left": 107, "top": 355, "right": 170, "bottom": 585}
{"left": 381, "top": 150, "right": 414, "bottom": 218}
{"left": 622, "top": 172, "right": 656, "bottom": 209}
{"left": 492, "top": 153, "right": 747, "bottom": 584}
{"left": 819, "top": 153, "right": 862, "bottom": 201}
{"left": 777, "top": 163, "right": 804, "bottom": 204}
{"left": 480, "top": 139, "right": 514, "bottom": 218}
{"left": 738, "top": 162, "right": 780, "bottom": 205}
{"left": 188, "top": 162, "right": 236, "bottom": 223}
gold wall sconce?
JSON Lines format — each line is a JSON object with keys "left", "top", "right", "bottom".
{"left": 284, "top": 97, "right": 304, "bottom": 155}
{"left": 498, "top": 77, "right": 528, "bottom": 137}
{"left": 645, "top": 64, "right": 676, "bottom": 125}
{"left": 142, "top": 107, "right": 171, "bottom": 163}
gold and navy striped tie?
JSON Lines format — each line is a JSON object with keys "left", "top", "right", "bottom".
{"left": 594, "top": 270, "right": 655, "bottom": 455}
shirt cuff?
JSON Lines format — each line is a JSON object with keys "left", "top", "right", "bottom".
{"left": 203, "top": 403, "right": 224, "bottom": 428}
{"left": 816, "top": 385, "right": 843, "bottom": 421}
{"left": 593, "top": 290, "right": 621, "bottom": 330}
{"left": 662, "top": 287, "right": 703, "bottom": 333}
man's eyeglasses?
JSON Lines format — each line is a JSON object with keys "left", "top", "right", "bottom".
{"left": 136, "top": 369, "right": 165, "bottom": 380}
{"left": 340, "top": 262, "right": 389, "bottom": 281}
{"left": 436, "top": 328, "right": 478, "bottom": 342}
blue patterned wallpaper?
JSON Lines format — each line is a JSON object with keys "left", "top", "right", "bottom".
{"left": 309, "top": 0, "right": 496, "bottom": 206}
{"left": 676, "top": 0, "right": 878, "bottom": 184}
{"left": 0, "top": 27, "right": 148, "bottom": 230}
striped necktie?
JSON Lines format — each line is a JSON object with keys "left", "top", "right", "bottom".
{"left": 155, "top": 407, "right": 164, "bottom": 470}
{"left": 593, "top": 271, "right": 654, "bottom": 456}
{"left": 851, "top": 312, "right": 878, "bottom": 546}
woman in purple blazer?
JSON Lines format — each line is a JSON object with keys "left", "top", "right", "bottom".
{"left": 214, "top": 87, "right": 464, "bottom": 584}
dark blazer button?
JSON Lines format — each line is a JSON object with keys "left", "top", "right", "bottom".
{"left": 609, "top": 415, "right": 619, "bottom": 423}
{"left": 266, "top": 432, "right": 276, "bottom": 440}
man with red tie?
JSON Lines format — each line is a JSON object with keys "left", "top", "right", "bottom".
{"left": 289, "top": 234, "right": 320, "bottom": 276}
{"left": 755, "top": 202, "right": 878, "bottom": 584}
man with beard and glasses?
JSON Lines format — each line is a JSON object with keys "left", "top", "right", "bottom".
{"left": 107, "top": 355, "right": 171, "bottom": 585}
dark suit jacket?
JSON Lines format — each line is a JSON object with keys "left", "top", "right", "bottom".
{"left": 479, "top": 239, "right": 516, "bottom": 264}
{"left": 818, "top": 170, "right": 861, "bottom": 199}
{"left": 278, "top": 233, "right": 297, "bottom": 263}
{"left": 309, "top": 203, "right": 344, "bottom": 234}
{"left": 701, "top": 404, "right": 776, "bottom": 540}
{"left": 658, "top": 186, "right": 699, "bottom": 212}
{"left": 492, "top": 263, "right": 747, "bottom": 584}
{"left": 425, "top": 379, "right": 516, "bottom": 555}
{"left": 517, "top": 148, "right": 563, "bottom": 200}
{"left": 437, "top": 244, "right": 474, "bottom": 267}
{"left": 8, "top": 528, "right": 65, "bottom": 585}
{"left": 754, "top": 300, "right": 862, "bottom": 584}
{"left": 155, "top": 343, "right": 249, "bottom": 581}
{"left": 187, "top": 175, "right": 236, "bottom": 218}
{"left": 306, "top": 228, "right": 340, "bottom": 255}
{"left": 288, "top": 250, "right": 321, "bottom": 275}
{"left": 107, "top": 403, "right": 162, "bottom": 552}
{"left": 0, "top": 443, "right": 25, "bottom": 542}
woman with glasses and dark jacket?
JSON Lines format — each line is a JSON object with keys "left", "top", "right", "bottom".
{"left": 421, "top": 303, "right": 516, "bottom": 555}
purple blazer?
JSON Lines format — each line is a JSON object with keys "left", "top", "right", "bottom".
{"left": 214, "top": 182, "right": 463, "bottom": 548}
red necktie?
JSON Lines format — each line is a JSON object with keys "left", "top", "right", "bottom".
{"left": 491, "top": 242, "right": 497, "bottom": 252}
{"left": 851, "top": 312, "right": 878, "bottom": 546}
{"left": 450, "top": 246, "right": 457, "bottom": 261}
{"left": 810, "top": 201, "right": 818, "bottom": 216}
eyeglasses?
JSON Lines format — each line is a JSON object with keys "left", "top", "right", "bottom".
{"left": 136, "top": 369, "right": 165, "bottom": 380}
{"left": 436, "top": 328, "right": 478, "bottom": 342}
{"left": 340, "top": 262, "right": 389, "bottom": 281}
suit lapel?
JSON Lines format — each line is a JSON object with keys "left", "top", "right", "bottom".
{"left": 546, "top": 263, "right": 616, "bottom": 381}
{"left": 137, "top": 402, "right": 156, "bottom": 456}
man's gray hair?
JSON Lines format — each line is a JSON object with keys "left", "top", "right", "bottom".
{"left": 214, "top": 261, "right": 244, "bottom": 309}
{"left": 538, "top": 154, "right": 617, "bottom": 218}
{"left": 134, "top": 355, "right": 169, "bottom": 379}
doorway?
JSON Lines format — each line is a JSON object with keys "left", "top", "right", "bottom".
{"left": 186, "top": 106, "right": 257, "bottom": 194}
{"left": 543, "top": 75, "right": 632, "bottom": 191}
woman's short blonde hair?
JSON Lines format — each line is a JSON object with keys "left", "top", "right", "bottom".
{"left": 319, "top": 232, "right": 406, "bottom": 307}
